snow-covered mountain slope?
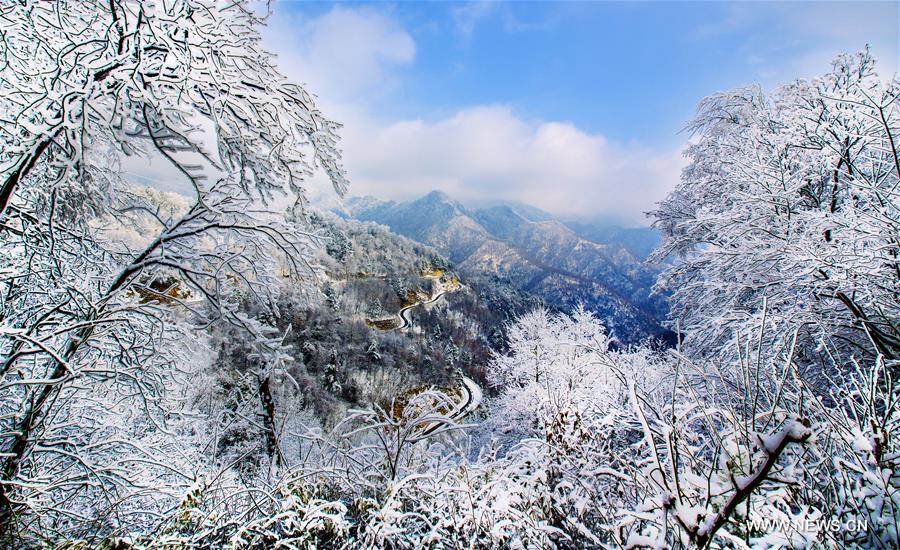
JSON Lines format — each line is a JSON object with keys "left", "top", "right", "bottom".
{"left": 342, "top": 192, "right": 672, "bottom": 345}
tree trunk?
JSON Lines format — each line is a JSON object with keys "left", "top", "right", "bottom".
{"left": 259, "top": 374, "right": 282, "bottom": 468}
{"left": 0, "top": 138, "right": 53, "bottom": 221}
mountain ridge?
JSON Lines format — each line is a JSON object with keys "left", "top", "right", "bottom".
{"left": 341, "top": 192, "right": 672, "bottom": 345}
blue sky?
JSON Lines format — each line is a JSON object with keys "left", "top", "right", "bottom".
{"left": 264, "top": 1, "right": 899, "bottom": 224}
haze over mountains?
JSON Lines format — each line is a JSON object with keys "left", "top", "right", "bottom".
{"left": 340, "top": 191, "right": 672, "bottom": 345}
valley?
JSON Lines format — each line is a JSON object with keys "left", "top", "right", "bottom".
{"left": 340, "top": 190, "right": 673, "bottom": 345}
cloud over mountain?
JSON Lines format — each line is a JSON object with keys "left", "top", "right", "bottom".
{"left": 264, "top": 6, "right": 685, "bottom": 225}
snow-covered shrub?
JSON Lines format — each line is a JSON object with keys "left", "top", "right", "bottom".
{"left": 822, "top": 357, "right": 900, "bottom": 547}
{"left": 482, "top": 309, "right": 898, "bottom": 548}
{"left": 114, "top": 308, "right": 896, "bottom": 549}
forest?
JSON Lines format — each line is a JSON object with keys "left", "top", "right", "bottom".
{"left": 0, "top": 1, "right": 897, "bottom": 548}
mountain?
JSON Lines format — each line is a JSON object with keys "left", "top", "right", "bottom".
{"left": 231, "top": 211, "right": 547, "bottom": 425}
{"left": 342, "top": 192, "right": 672, "bottom": 345}
{"left": 564, "top": 221, "right": 662, "bottom": 261}
{"left": 468, "top": 198, "right": 557, "bottom": 222}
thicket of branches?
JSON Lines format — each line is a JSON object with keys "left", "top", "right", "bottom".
{"left": 0, "top": 0, "right": 347, "bottom": 542}
{"left": 129, "top": 308, "right": 898, "bottom": 549}
{"left": 653, "top": 50, "right": 899, "bottom": 367}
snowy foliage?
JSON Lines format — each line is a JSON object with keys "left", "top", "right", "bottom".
{"left": 653, "top": 50, "right": 900, "bottom": 365}
{"left": 0, "top": 0, "right": 347, "bottom": 220}
{"left": 0, "top": 0, "right": 348, "bottom": 542}
{"left": 124, "top": 309, "right": 897, "bottom": 548}
{"left": 1, "top": 4, "right": 896, "bottom": 546}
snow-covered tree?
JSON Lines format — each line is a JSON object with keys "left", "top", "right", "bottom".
{"left": 653, "top": 50, "right": 900, "bottom": 364}
{"left": 0, "top": 0, "right": 347, "bottom": 221}
{"left": 487, "top": 307, "right": 617, "bottom": 437}
{"left": 0, "top": 0, "right": 348, "bottom": 542}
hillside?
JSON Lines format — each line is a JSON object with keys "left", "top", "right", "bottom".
{"left": 225, "top": 212, "right": 546, "bottom": 423}
{"left": 342, "top": 191, "right": 671, "bottom": 344}
{"left": 565, "top": 221, "right": 663, "bottom": 261}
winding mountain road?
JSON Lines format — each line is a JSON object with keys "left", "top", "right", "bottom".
{"left": 417, "top": 374, "right": 483, "bottom": 438}
{"left": 396, "top": 288, "right": 449, "bottom": 330}
{"left": 372, "top": 276, "right": 482, "bottom": 431}
{"left": 453, "top": 375, "right": 482, "bottom": 420}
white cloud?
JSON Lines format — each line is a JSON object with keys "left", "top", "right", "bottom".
{"left": 265, "top": 5, "right": 683, "bottom": 225}
{"left": 263, "top": 5, "right": 415, "bottom": 103}
{"left": 338, "top": 106, "right": 685, "bottom": 224}
{"left": 451, "top": 1, "right": 496, "bottom": 40}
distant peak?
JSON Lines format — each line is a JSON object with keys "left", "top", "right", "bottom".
{"left": 426, "top": 189, "right": 449, "bottom": 198}
{"left": 415, "top": 190, "right": 466, "bottom": 211}
{"left": 342, "top": 195, "right": 394, "bottom": 216}
{"left": 421, "top": 190, "right": 453, "bottom": 202}
{"left": 478, "top": 204, "right": 527, "bottom": 221}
